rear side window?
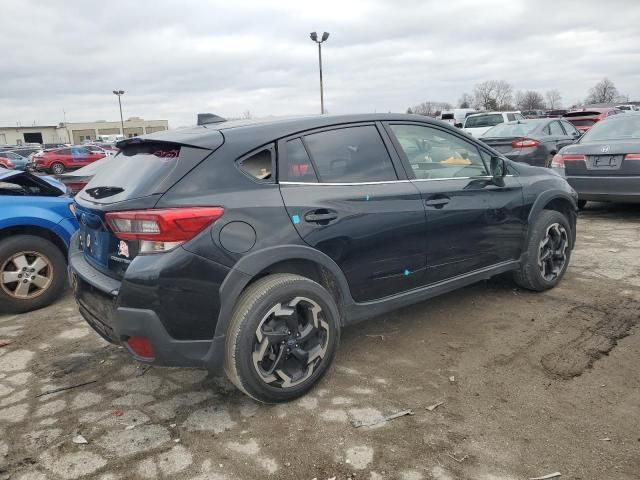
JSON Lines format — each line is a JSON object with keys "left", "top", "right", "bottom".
{"left": 280, "top": 138, "right": 318, "bottom": 182}
{"left": 238, "top": 147, "right": 273, "bottom": 181}
{"left": 507, "top": 113, "right": 516, "bottom": 121}
{"left": 302, "top": 126, "right": 397, "bottom": 183}
{"left": 561, "top": 122, "right": 578, "bottom": 135}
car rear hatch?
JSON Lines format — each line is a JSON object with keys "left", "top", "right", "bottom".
{"left": 563, "top": 111, "right": 601, "bottom": 131}
{"left": 74, "top": 131, "right": 223, "bottom": 280}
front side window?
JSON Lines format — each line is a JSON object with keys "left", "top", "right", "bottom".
{"left": 507, "top": 113, "right": 516, "bottom": 121}
{"left": 302, "top": 126, "right": 397, "bottom": 183}
{"left": 389, "top": 124, "right": 488, "bottom": 180}
{"left": 561, "top": 121, "right": 579, "bottom": 136}
{"left": 549, "top": 121, "right": 564, "bottom": 136}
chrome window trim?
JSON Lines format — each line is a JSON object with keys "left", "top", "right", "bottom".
{"left": 279, "top": 175, "right": 513, "bottom": 186}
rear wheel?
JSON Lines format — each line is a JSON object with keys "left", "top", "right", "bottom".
{"left": 513, "top": 210, "right": 572, "bottom": 291}
{"left": 225, "top": 274, "right": 340, "bottom": 403}
{"left": 50, "top": 162, "right": 65, "bottom": 175}
{"left": 0, "top": 235, "right": 67, "bottom": 313}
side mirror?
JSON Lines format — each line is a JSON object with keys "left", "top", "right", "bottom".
{"left": 490, "top": 156, "right": 506, "bottom": 180}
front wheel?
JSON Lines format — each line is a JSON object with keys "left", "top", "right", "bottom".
{"left": 513, "top": 210, "right": 572, "bottom": 291}
{"left": 0, "top": 235, "right": 67, "bottom": 313}
{"left": 225, "top": 274, "right": 340, "bottom": 403}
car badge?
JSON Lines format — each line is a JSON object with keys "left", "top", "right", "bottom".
{"left": 118, "top": 240, "right": 130, "bottom": 258}
{"left": 600, "top": 145, "right": 610, "bottom": 153}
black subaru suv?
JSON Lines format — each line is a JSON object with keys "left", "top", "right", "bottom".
{"left": 69, "top": 114, "right": 577, "bottom": 403}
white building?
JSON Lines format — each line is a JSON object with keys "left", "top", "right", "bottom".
{"left": 0, "top": 117, "right": 169, "bottom": 146}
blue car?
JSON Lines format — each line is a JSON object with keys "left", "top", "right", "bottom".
{"left": 0, "top": 150, "right": 30, "bottom": 170}
{"left": 0, "top": 170, "right": 78, "bottom": 313}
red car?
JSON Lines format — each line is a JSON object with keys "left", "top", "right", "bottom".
{"left": 562, "top": 107, "right": 623, "bottom": 133}
{"left": 0, "top": 155, "right": 13, "bottom": 169}
{"left": 30, "top": 146, "right": 106, "bottom": 175}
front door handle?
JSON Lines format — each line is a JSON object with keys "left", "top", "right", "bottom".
{"left": 425, "top": 197, "right": 450, "bottom": 208}
{"left": 304, "top": 210, "right": 338, "bottom": 223}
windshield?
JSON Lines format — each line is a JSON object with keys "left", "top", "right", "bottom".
{"left": 465, "top": 114, "right": 504, "bottom": 128}
{"left": 580, "top": 116, "right": 640, "bottom": 142}
{"left": 482, "top": 122, "right": 539, "bottom": 138}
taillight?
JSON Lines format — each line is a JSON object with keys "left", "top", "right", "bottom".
{"left": 511, "top": 138, "right": 541, "bottom": 148}
{"left": 624, "top": 154, "right": 640, "bottom": 160}
{"left": 551, "top": 154, "right": 586, "bottom": 167}
{"left": 106, "top": 207, "right": 224, "bottom": 253}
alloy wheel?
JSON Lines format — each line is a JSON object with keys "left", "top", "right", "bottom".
{"left": 252, "top": 296, "right": 330, "bottom": 388}
{"left": 1, "top": 251, "right": 53, "bottom": 299}
{"left": 538, "top": 223, "right": 568, "bottom": 282}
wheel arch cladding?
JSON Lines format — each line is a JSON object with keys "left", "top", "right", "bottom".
{"left": 203, "top": 245, "right": 351, "bottom": 374}
{"left": 529, "top": 192, "right": 577, "bottom": 248}
{"left": 0, "top": 225, "right": 68, "bottom": 257}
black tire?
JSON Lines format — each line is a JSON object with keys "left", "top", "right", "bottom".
{"left": 225, "top": 274, "right": 340, "bottom": 403}
{"left": 0, "top": 235, "right": 67, "bottom": 313}
{"left": 577, "top": 199, "right": 587, "bottom": 210}
{"left": 50, "top": 162, "right": 65, "bottom": 175}
{"left": 513, "top": 210, "right": 572, "bottom": 292}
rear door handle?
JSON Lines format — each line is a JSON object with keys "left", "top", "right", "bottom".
{"left": 425, "top": 197, "right": 450, "bottom": 207}
{"left": 304, "top": 210, "right": 338, "bottom": 223}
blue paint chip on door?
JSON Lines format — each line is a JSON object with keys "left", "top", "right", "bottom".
{"left": 404, "top": 269, "right": 410, "bottom": 276}
{"left": 292, "top": 214, "right": 300, "bottom": 224}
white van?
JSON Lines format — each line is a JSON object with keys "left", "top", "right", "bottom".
{"left": 439, "top": 108, "right": 477, "bottom": 128}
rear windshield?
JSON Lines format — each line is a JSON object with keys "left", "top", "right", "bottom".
{"left": 78, "top": 141, "right": 217, "bottom": 204}
{"left": 482, "top": 122, "right": 538, "bottom": 138}
{"left": 568, "top": 119, "right": 595, "bottom": 126}
{"left": 581, "top": 116, "right": 640, "bottom": 142}
{"left": 465, "top": 114, "right": 504, "bottom": 128}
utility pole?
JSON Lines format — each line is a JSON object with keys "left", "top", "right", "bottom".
{"left": 112, "top": 90, "right": 125, "bottom": 137}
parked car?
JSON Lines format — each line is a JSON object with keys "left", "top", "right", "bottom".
{"left": 69, "top": 114, "right": 577, "bottom": 403}
{"left": 85, "top": 144, "right": 117, "bottom": 156}
{"left": 552, "top": 112, "right": 640, "bottom": 208}
{"left": 546, "top": 109, "right": 569, "bottom": 118}
{"left": 0, "top": 151, "right": 30, "bottom": 170}
{"left": 521, "top": 110, "right": 546, "bottom": 119}
{"left": 8, "top": 147, "right": 43, "bottom": 160}
{"left": 439, "top": 108, "right": 477, "bottom": 128}
{"left": 0, "top": 170, "right": 78, "bottom": 313}
{"left": 479, "top": 118, "right": 581, "bottom": 167}
{"left": 59, "top": 156, "right": 115, "bottom": 195}
{"left": 562, "top": 108, "right": 623, "bottom": 133}
{"left": 29, "top": 146, "right": 107, "bottom": 174}
{"left": 616, "top": 104, "right": 640, "bottom": 112}
{"left": 463, "top": 111, "right": 524, "bottom": 137}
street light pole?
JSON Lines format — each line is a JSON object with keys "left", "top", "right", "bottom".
{"left": 112, "top": 90, "right": 125, "bottom": 137}
{"left": 309, "top": 32, "right": 329, "bottom": 114}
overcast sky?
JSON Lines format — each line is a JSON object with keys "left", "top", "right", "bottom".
{"left": 2, "top": 0, "right": 640, "bottom": 128}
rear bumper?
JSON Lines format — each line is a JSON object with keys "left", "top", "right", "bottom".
{"left": 68, "top": 231, "right": 228, "bottom": 369}
{"left": 567, "top": 175, "right": 640, "bottom": 203}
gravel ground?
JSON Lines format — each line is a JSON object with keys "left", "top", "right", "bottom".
{"left": 1, "top": 202, "right": 639, "bottom": 480}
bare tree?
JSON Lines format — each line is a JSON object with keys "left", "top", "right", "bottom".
{"left": 545, "top": 89, "right": 562, "bottom": 109}
{"left": 241, "top": 110, "right": 252, "bottom": 120}
{"left": 458, "top": 93, "right": 474, "bottom": 109}
{"left": 473, "top": 80, "right": 513, "bottom": 110}
{"left": 408, "top": 101, "right": 452, "bottom": 117}
{"left": 516, "top": 90, "right": 545, "bottom": 110}
{"left": 585, "top": 78, "right": 619, "bottom": 104}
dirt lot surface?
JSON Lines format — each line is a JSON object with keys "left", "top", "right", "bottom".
{"left": 1, "top": 203, "right": 639, "bottom": 480}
